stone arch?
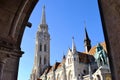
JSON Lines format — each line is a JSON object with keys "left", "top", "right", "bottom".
{"left": 0, "top": 0, "right": 38, "bottom": 80}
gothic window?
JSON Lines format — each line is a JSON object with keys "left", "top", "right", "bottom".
{"left": 68, "top": 58, "right": 69, "bottom": 64}
{"left": 83, "top": 70, "right": 86, "bottom": 75}
{"left": 97, "top": 75, "right": 101, "bottom": 80}
{"left": 39, "top": 56, "right": 41, "bottom": 65}
{"left": 68, "top": 70, "right": 72, "bottom": 80}
{"left": 44, "top": 44, "right": 47, "bottom": 52}
{"left": 74, "top": 57, "right": 76, "bottom": 61}
{"left": 40, "top": 43, "right": 42, "bottom": 51}
{"left": 44, "top": 57, "right": 46, "bottom": 64}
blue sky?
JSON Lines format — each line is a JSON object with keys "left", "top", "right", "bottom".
{"left": 18, "top": 0, "right": 104, "bottom": 80}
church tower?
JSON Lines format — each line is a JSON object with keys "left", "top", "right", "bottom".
{"left": 30, "top": 5, "right": 50, "bottom": 80}
{"left": 84, "top": 27, "right": 91, "bottom": 53}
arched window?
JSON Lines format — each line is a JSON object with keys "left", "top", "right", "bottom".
{"left": 40, "top": 43, "right": 42, "bottom": 51}
{"left": 83, "top": 70, "right": 86, "bottom": 75}
{"left": 44, "top": 44, "right": 47, "bottom": 52}
{"left": 68, "top": 70, "right": 72, "bottom": 80}
{"left": 39, "top": 56, "right": 41, "bottom": 65}
{"left": 44, "top": 57, "right": 46, "bottom": 64}
{"left": 97, "top": 75, "right": 101, "bottom": 80}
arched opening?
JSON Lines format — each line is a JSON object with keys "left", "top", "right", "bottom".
{"left": 40, "top": 43, "right": 42, "bottom": 51}
{"left": 44, "top": 44, "right": 47, "bottom": 52}
{"left": 97, "top": 75, "right": 101, "bottom": 80}
{"left": 44, "top": 57, "right": 46, "bottom": 65}
{"left": 39, "top": 56, "right": 41, "bottom": 65}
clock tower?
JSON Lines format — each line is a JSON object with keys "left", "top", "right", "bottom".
{"left": 30, "top": 5, "right": 50, "bottom": 80}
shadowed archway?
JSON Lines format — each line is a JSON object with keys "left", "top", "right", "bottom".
{"left": 0, "top": 0, "right": 38, "bottom": 80}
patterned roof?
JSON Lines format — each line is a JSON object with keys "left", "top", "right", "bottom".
{"left": 77, "top": 52, "right": 95, "bottom": 63}
{"left": 89, "top": 42, "right": 106, "bottom": 55}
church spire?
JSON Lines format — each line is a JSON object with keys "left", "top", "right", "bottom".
{"left": 39, "top": 5, "right": 48, "bottom": 32}
{"left": 72, "top": 37, "right": 76, "bottom": 53}
{"left": 41, "top": 5, "right": 46, "bottom": 24}
{"left": 30, "top": 5, "right": 50, "bottom": 80}
{"left": 85, "top": 27, "right": 89, "bottom": 41}
{"left": 84, "top": 23, "right": 91, "bottom": 53}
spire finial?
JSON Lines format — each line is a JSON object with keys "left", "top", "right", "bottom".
{"left": 72, "top": 36, "right": 76, "bottom": 53}
{"left": 41, "top": 5, "right": 46, "bottom": 24}
{"left": 84, "top": 21, "right": 87, "bottom": 28}
{"left": 84, "top": 22, "right": 91, "bottom": 53}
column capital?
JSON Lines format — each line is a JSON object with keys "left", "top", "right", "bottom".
{"left": 0, "top": 52, "right": 10, "bottom": 64}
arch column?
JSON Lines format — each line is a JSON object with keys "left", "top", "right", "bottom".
{"left": 0, "top": 51, "right": 9, "bottom": 80}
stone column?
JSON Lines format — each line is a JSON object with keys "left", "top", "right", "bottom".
{"left": 0, "top": 53, "right": 9, "bottom": 80}
{"left": 0, "top": 60, "right": 4, "bottom": 80}
{"left": 98, "top": 0, "right": 120, "bottom": 80}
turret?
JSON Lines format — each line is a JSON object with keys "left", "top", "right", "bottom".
{"left": 72, "top": 37, "right": 76, "bottom": 53}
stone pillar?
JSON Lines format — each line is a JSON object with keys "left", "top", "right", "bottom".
{"left": 0, "top": 47, "right": 23, "bottom": 80}
{"left": 0, "top": 61, "right": 5, "bottom": 80}
{"left": 0, "top": 52, "right": 9, "bottom": 80}
{"left": 98, "top": 0, "right": 120, "bottom": 80}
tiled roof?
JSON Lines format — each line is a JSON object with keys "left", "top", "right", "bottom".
{"left": 78, "top": 51, "right": 95, "bottom": 63}
{"left": 53, "top": 62, "right": 61, "bottom": 71}
{"left": 48, "top": 62, "right": 61, "bottom": 73}
{"left": 89, "top": 42, "right": 106, "bottom": 55}
{"left": 44, "top": 66, "right": 52, "bottom": 74}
